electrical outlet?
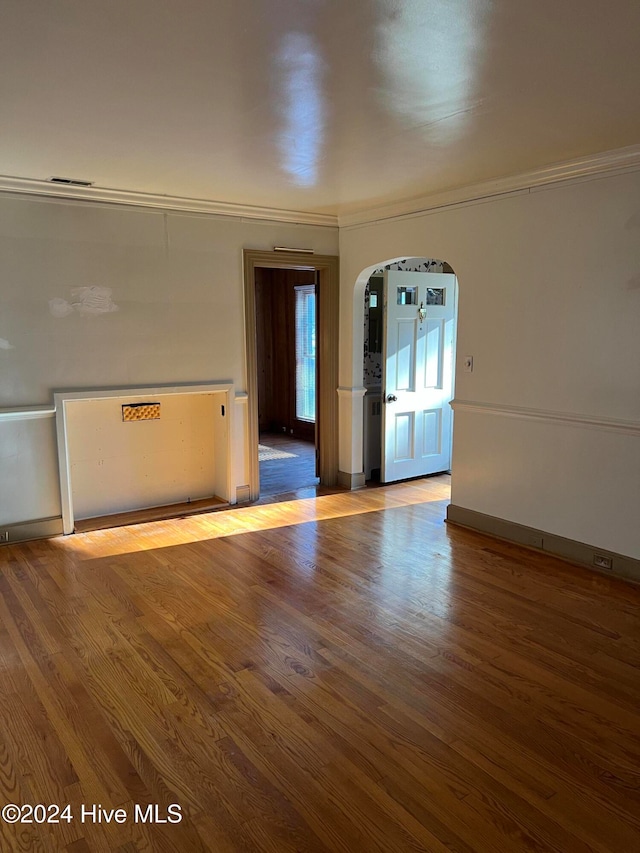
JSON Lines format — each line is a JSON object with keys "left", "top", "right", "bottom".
{"left": 0, "top": 531, "right": 9, "bottom": 543}
{"left": 593, "top": 554, "right": 613, "bottom": 570}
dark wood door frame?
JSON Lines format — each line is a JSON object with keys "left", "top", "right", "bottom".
{"left": 243, "top": 250, "right": 339, "bottom": 499}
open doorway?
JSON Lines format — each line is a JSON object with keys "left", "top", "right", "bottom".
{"left": 362, "top": 257, "right": 457, "bottom": 483}
{"left": 254, "top": 267, "right": 319, "bottom": 496}
{"left": 243, "top": 250, "right": 339, "bottom": 501}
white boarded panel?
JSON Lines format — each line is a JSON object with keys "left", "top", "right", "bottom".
{"left": 395, "top": 320, "right": 416, "bottom": 391}
{"left": 394, "top": 411, "right": 415, "bottom": 461}
{"left": 66, "top": 393, "right": 218, "bottom": 519}
{"left": 421, "top": 409, "right": 442, "bottom": 457}
{"left": 424, "top": 319, "right": 444, "bottom": 389}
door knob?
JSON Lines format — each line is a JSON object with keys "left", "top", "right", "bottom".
{"left": 386, "top": 394, "right": 397, "bottom": 402}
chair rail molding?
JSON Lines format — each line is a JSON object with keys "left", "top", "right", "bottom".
{"left": 451, "top": 399, "right": 640, "bottom": 436}
{"left": 0, "top": 405, "right": 56, "bottom": 422}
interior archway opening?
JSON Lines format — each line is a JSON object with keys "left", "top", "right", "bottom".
{"left": 359, "top": 256, "right": 458, "bottom": 487}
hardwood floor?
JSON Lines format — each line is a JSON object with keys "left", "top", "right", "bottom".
{"left": 259, "top": 432, "right": 318, "bottom": 497}
{"left": 0, "top": 477, "right": 639, "bottom": 851}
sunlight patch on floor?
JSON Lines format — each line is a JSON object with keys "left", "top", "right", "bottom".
{"left": 49, "top": 477, "right": 451, "bottom": 561}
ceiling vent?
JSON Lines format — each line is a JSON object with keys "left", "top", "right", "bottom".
{"left": 49, "top": 177, "right": 94, "bottom": 187}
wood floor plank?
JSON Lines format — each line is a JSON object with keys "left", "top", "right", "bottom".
{"left": 451, "top": 736, "right": 640, "bottom": 853}
{"left": 248, "top": 654, "right": 593, "bottom": 853}
{"left": 0, "top": 475, "right": 639, "bottom": 851}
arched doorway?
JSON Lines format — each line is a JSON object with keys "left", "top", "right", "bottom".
{"left": 359, "top": 257, "right": 458, "bottom": 484}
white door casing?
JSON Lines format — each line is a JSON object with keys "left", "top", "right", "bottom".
{"left": 381, "top": 271, "right": 456, "bottom": 483}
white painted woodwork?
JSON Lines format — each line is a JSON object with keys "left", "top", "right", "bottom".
{"left": 338, "top": 146, "right": 640, "bottom": 228}
{"left": 3, "top": 147, "right": 640, "bottom": 230}
{"left": 451, "top": 400, "right": 640, "bottom": 436}
{"left": 363, "top": 392, "right": 382, "bottom": 480}
{"left": 337, "top": 387, "right": 367, "bottom": 477}
{"left": 0, "top": 175, "right": 336, "bottom": 227}
{"left": 0, "top": 406, "right": 55, "bottom": 422}
{"left": 381, "top": 272, "right": 455, "bottom": 482}
{"left": 55, "top": 384, "right": 233, "bottom": 533}
{"left": 64, "top": 394, "right": 218, "bottom": 522}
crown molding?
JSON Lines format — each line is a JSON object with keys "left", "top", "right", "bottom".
{"left": 0, "top": 174, "right": 338, "bottom": 228}
{"left": 338, "top": 145, "right": 640, "bottom": 228}
{"left": 2, "top": 145, "right": 639, "bottom": 231}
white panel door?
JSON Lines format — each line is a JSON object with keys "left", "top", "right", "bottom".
{"left": 381, "top": 271, "right": 456, "bottom": 483}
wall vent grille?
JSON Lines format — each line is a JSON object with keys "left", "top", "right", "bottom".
{"left": 122, "top": 403, "right": 161, "bottom": 421}
{"left": 49, "top": 177, "right": 94, "bottom": 187}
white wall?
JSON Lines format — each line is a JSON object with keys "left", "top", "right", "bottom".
{"left": 0, "top": 415, "right": 60, "bottom": 525}
{"left": 0, "top": 193, "right": 337, "bottom": 526}
{"left": 339, "top": 170, "right": 640, "bottom": 559}
{"left": 3, "top": 173, "right": 638, "bottom": 560}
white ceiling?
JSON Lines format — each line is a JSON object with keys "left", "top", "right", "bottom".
{"left": 2, "top": 0, "right": 639, "bottom": 217}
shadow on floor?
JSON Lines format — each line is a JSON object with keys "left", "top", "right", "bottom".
{"left": 258, "top": 432, "right": 319, "bottom": 499}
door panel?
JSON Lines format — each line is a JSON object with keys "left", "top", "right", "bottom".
{"left": 381, "top": 271, "right": 456, "bottom": 483}
{"left": 421, "top": 408, "right": 442, "bottom": 457}
{"left": 395, "top": 320, "right": 417, "bottom": 391}
{"left": 394, "top": 411, "right": 415, "bottom": 461}
{"left": 424, "top": 319, "right": 444, "bottom": 389}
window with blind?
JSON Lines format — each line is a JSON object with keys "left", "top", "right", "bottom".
{"left": 294, "top": 284, "right": 316, "bottom": 422}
